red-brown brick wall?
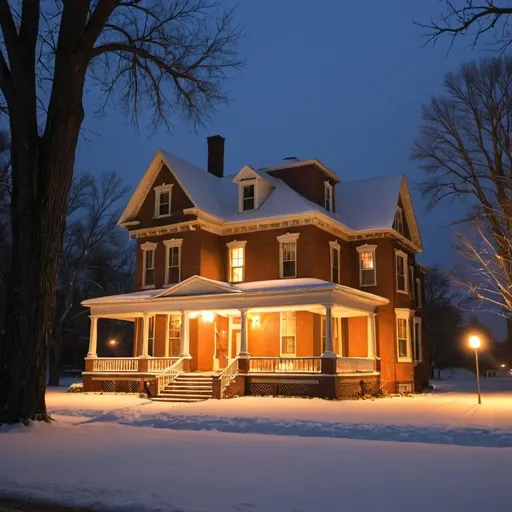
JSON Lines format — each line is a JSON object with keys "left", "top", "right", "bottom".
{"left": 347, "top": 317, "right": 368, "bottom": 357}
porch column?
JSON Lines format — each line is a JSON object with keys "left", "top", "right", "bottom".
{"left": 367, "top": 313, "right": 377, "bottom": 359}
{"left": 87, "top": 315, "right": 98, "bottom": 358}
{"left": 239, "top": 309, "right": 249, "bottom": 358}
{"left": 141, "top": 312, "right": 150, "bottom": 358}
{"left": 322, "top": 305, "right": 336, "bottom": 358}
{"left": 180, "top": 311, "right": 190, "bottom": 357}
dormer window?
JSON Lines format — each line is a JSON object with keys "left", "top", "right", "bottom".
{"left": 324, "top": 181, "right": 333, "bottom": 212}
{"left": 241, "top": 182, "right": 255, "bottom": 211}
{"left": 393, "top": 207, "right": 404, "bottom": 235}
{"left": 154, "top": 184, "right": 173, "bottom": 218}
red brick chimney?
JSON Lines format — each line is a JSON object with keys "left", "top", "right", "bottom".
{"left": 207, "top": 135, "right": 225, "bottom": 178}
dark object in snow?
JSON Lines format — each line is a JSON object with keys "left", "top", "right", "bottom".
{"left": 144, "top": 381, "right": 152, "bottom": 398}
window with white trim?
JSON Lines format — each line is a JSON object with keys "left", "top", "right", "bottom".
{"left": 168, "top": 314, "right": 181, "bottom": 357}
{"left": 148, "top": 316, "right": 155, "bottom": 356}
{"left": 227, "top": 241, "right": 246, "bottom": 283}
{"left": 154, "top": 184, "right": 173, "bottom": 218}
{"left": 357, "top": 245, "right": 377, "bottom": 287}
{"left": 239, "top": 181, "right": 256, "bottom": 212}
{"left": 393, "top": 207, "right": 404, "bottom": 235}
{"left": 416, "top": 277, "right": 422, "bottom": 309}
{"left": 330, "top": 241, "right": 340, "bottom": 284}
{"left": 396, "top": 309, "right": 412, "bottom": 362}
{"left": 164, "top": 239, "right": 182, "bottom": 286}
{"left": 413, "top": 317, "right": 422, "bottom": 363}
{"left": 396, "top": 250, "right": 408, "bottom": 293}
{"left": 324, "top": 181, "right": 333, "bottom": 212}
{"left": 277, "top": 233, "right": 299, "bottom": 278}
{"left": 141, "top": 242, "right": 157, "bottom": 288}
{"left": 409, "top": 265, "right": 415, "bottom": 299}
{"left": 280, "top": 311, "right": 296, "bottom": 356}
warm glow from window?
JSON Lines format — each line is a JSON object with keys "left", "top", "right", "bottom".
{"left": 230, "top": 246, "right": 244, "bottom": 282}
{"left": 360, "top": 251, "right": 374, "bottom": 270}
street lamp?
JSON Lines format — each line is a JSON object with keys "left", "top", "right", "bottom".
{"left": 469, "top": 335, "right": 482, "bottom": 405}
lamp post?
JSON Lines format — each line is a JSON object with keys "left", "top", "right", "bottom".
{"left": 469, "top": 335, "right": 482, "bottom": 405}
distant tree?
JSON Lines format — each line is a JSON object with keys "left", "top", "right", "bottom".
{"left": 412, "top": 56, "right": 512, "bottom": 345}
{"left": 0, "top": 1, "right": 242, "bottom": 424}
{"left": 420, "top": 1, "right": 512, "bottom": 49}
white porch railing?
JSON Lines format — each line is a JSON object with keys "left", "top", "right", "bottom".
{"left": 155, "top": 357, "right": 186, "bottom": 395}
{"left": 147, "top": 357, "right": 179, "bottom": 372}
{"left": 249, "top": 357, "right": 321, "bottom": 373}
{"left": 219, "top": 358, "right": 239, "bottom": 394}
{"left": 92, "top": 358, "right": 138, "bottom": 372}
{"left": 336, "top": 357, "right": 376, "bottom": 373}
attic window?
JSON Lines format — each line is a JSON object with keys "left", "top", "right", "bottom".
{"left": 154, "top": 184, "right": 173, "bottom": 218}
{"left": 239, "top": 180, "right": 256, "bottom": 212}
{"left": 393, "top": 207, "right": 404, "bottom": 235}
{"left": 324, "top": 182, "right": 333, "bottom": 212}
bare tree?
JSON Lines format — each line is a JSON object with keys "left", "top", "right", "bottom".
{"left": 49, "top": 171, "right": 129, "bottom": 386}
{"left": 419, "top": 1, "right": 512, "bottom": 49}
{"left": 0, "top": 1, "right": 242, "bottom": 424}
{"left": 412, "top": 56, "right": 512, "bottom": 343}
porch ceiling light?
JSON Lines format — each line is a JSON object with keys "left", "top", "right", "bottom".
{"left": 109, "top": 339, "right": 117, "bottom": 346}
{"left": 202, "top": 311, "right": 214, "bottom": 323}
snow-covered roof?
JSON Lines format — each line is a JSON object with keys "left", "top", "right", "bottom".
{"left": 118, "top": 149, "right": 421, "bottom": 250}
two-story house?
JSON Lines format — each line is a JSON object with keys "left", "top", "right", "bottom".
{"left": 82, "top": 135, "right": 429, "bottom": 401}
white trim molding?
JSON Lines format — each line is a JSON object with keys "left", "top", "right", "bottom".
{"left": 163, "top": 238, "right": 183, "bottom": 286}
{"left": 238, "top": 179, "right": 258, "bottom": 213}
{"left": 395, "top": 308, "right": 412, "bottom": 363}
{"left": 395, "top": 249, "right": 408, "bottom": 294}
{"left": 329, "top": 240, "right": 341, "bottom": 284}
{"left": 324, "top": 181, "right": 333, "bottom": 212}
{"left": 154, "top": 183, "right": 173, "bottom": 218}
{"left": 227, "top": 240, "right": 247, "bottom": 283}
{"left": 141, "top": 242, "right": 157, "bottom": 289}
{"left": 277, "top": 233, "right": 300, "bottom": 279}
{"left": 356, "top": 244, "right": 377, "bottom": 287}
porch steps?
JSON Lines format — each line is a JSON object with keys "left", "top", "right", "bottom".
{"left": 153, "top": 373, "right": 214, "bottom": 402}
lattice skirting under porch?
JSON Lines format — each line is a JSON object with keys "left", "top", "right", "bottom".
{"left": 248, "top": 382, "right": 314, "bottom": 397}
{"left": 100, "top": 380, "right": 140, "bottom": 393}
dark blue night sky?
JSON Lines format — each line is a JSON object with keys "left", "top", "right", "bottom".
{"left": 74, "top": 1, "right": 504, "bottom": 337}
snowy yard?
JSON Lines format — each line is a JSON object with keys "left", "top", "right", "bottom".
{"left": 1, "top": 370, "right": 512, "bottom": 511}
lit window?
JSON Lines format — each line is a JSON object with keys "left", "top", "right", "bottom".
{"left": 148, "top": 316, "right": 155, "bottom": 356}
{"left": 227, "top": 241, "right": 246, "bottom": 283}
{"left": 357, "top": 245, "right": 377, "bottom": 287}
{"left": 396, "top": 250, "right": 408, "bottom": 293}
{"left": 242, "top": 183, "right": 255, "bottom": 211}
{"left": 164, "top": 239, "right": 182, "bottom": 286}
{"left": 277, "top": 233, "right": 299, "bottom": 278}
{"left": 141, "top": 242, "right": 157, "bottom": 288}
{"left": 154, "top": 184, "right": 173, "bottom": 218}
{"left": 330, "top": 241, "right": 340, "bottom": 284}
{"left": 280, "top": 311, "right": 296, "bottom": 356}
{"left": 396, "top": 309, "right": 412, "bottom": 362}
{"left": 168, "top": 314, "right": 182, "bottom": 357}
{"left": 324, "top": 182, "right": 333, "bottom": 212}
{"left": 393, "top": 207, "right": 404, "bottom": 234}
{"left": 413, "top": 317, "right": 422, "bottom": 362}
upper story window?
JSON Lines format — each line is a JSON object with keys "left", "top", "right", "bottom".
{"left": 415, "top": 277, "right": 422, "bottom": 309}
{"left": 395, "top": 309, "right": 412, "bottom": 362}
{"left": 324, "top": 181, "right": 333, "bottom": 212}
{"left": 277, "top": 233, "right": 299, "bottom": 278}
{"left": 409, "top": 265, "right": 415, "bottom": 299}
{"left": 356, "top": 244, "right": 377, "bottom": 287}
{"left": 154, "top": 184, "right": 173, "bottom": 218}
{"left": 238, "top": 180, "right": 256, "bottom": 212}
{"left": 329, "top": 241, "right": 340, "bottom": 284}
{"left": 227, "top": 240, "right": 247, "bottom": 283}
{"left": 164, "top": 238, "right": 183, "bottom": 286}
{"left": 141, "top": 241, "right": 157, "bottom": 288}
{"left": 393, "top": 207, "right": 404, "bottom": 235}
{"left": 396, "top": 250, "right": 408, "bottom": 294}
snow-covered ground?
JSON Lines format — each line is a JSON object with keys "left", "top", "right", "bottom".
{"left": 1, "top": 370, "right": 512, "bottom": 511}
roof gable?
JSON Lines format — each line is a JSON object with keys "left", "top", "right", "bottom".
{"left": 155, "top": 275, "right": 241, "bottom": 298}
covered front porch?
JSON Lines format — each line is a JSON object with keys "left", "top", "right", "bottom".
{"left": 82, "top": 276, "right": 388, "bottom": 399}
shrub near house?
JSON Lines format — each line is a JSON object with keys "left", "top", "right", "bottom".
{"left": 82, "top": 136, "right": 429, "bottom": 400}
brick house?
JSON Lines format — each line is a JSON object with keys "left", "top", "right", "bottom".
{"left": 82, "top": 135, "right": 429, "bottom": 401}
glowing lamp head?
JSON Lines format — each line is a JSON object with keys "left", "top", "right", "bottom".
{"left": 109, "top": 339, "right": 117, "bottom": 346}
{"left": 469, "top": 336, "right": 481, "bottom": 349}
{"left": 501, "top": 364, "right": 506, "bottom": 368}
{"left": 202, "top": 311, "right": 214, "bottom": 323}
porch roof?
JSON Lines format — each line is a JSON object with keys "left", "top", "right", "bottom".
{"left": 82, "top": 276, "right": 388, "bottom": 318}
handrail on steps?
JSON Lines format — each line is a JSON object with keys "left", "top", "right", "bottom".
{"left": 153, "top": 357, "right": 186, "bottom": 395}
{"left": 217, "top": 357, "right": 239, "bottom": 397}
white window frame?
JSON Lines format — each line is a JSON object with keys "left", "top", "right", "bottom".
{"left": 395, "top": 250, "right": 408, "bottom": 294}
{"left": 168, "top": 314, "right": 182, "bottom": 357}
{"left": 163, "top": 238, "right": 183, "bottom": 286}
{"left": 395, "top": 308, "right": 412, "bottom": 362}
{"left": 413, "top": 316, "right": 422, "bottom": 363}
{"left": 280, "top": 311, "right": 296, "bottom": 357}
{"left": 148, "top": 315, "right": 155, "bottom": 356}
{"left": 416, "top": 277, "right": 422, "bottom": 309}
{"left": 154, "top": 183, "right": 173, "bottom": 218}
{"left": 141, "top": 241, "right": 157, "bottom": 289}
{"left": 393, "top": 206, "right": 404, "bottom": 235}
{"left": 238, "top": 179, "right": 258, "bottom": 212}
{"left": 329, "top": 241, "right": 340, "bottom": 284}
{"left": 324, "top": 181, "right": 333, "bottom": 212}
{"left": 409, "top": 265, "right": 415, "bottom": 299}
{"left": 356, "top": 244, "right": 377, "bottom": 287}
{"left": 277, "top": 232, "right": 299, "bottom": 279}
{"left": 227, "top": 240, "right": 247, "bottom": 283}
